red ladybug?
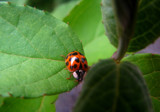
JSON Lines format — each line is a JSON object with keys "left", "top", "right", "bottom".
{"left": 65, "top": 51, "right": 88, "bottom": 82}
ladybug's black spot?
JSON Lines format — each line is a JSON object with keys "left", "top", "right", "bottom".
{"left": 72, "top": 52, "right": 78, "bottom": 55}
{"left": 81, "top": 58, "right": 86, "bottom": 63}
{"left": 75, "top": 58, "right": 79, "bottom": 63}
{"left": 66, "top": 62, "right": 69, "bottom": 66}
{"left": 74, "top": 64, "right": 77, "bottom": 68}
{"left": 79, "top": 63, "right": 82, "bottom": 69}
{"left": 70, "top": 66, "right": 73, "bottom": 70}
{"left": 84, "top": 64, "right": 88, "bottom": 68}
{"left": 69, "top": 58, "right": 71, "bottom": 61}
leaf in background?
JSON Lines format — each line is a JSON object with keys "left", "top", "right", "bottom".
{"left": 74, "top": 59, "right": 153, "bottom": 112}
{"left": 64, "top": 0, "right": 116, "bottom": 65}
{"left": 0, "top": 95, "right": 58, "bottom": 112}
{"left": 101, "top": 0, "right": 160, "bottom": 52}
{"left": 0, "top": 97, "right": 4, "bottom": 107}
{"left": 26, "top": 0, "right": 55, "bottom": 12}
{"left": 0, "top": 0, "right": 27, "bottom": 5}
{"left": 0, "top": 3, "right": 83, "bottom": 98}
{"left": 102, "top": 0, "right": 138, "bottom": 60}
{"left": 52, "top": 1, "right": 79, "bottom": 20}
{"left": 123, "top": 53, "right": 160, "bottom": 111}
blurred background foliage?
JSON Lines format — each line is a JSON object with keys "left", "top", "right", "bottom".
{"left": 0, "top": 0, "right": 80, "bottom": 12}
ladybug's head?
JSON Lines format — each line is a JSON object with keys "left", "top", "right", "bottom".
{"left": 73, "top": 70, "right": 86, "bottom": 82}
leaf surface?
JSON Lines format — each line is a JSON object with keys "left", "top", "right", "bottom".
{"left": 52, "top": 1, "right": 79, "bottom": 20}
{"left": 152, "top": 97, "right": 160, "bottom": 112}
{"left": 0, "top": 3, "right": 83, "bottom": 98}
{"left": 0, "top": 97, "right": 4, "bottom": 107}
{"left": 0, "top": 95, "right": 58, "bottom": 112}
{"left": 123, "top": 53, "right": 160, "bottom": 111}
{"left": 0, "top": 0, "right": 27, "bottom": 5}
{"left": 74, "top": 59, "right": 153, "bottom": 112}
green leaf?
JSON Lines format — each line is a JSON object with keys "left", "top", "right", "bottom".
{"left": 74, "top": 59, "right": 153, "bottom": 112}
{"left": 0, "top": 3, "right": 83, "bottom": 98}
{"left": 102, "top": 0, "right": 138, "bottom": 60}
{"left": 0, "top": 0, "right": 27, "bottom": 5}
{"left": 0, "top": 97, "right": 4, "bottom": 107}
{"left": 152, "top": 97, "right": 160, "bottom": 112}
{"left": 123, "top": 53, "right": 160, "bottom": 111}
{"left": 26, "top": 0, "right": 55, "bottom": 12}
{"left": 101, "top": 0, "right": 160, "bottom": 52}
{"left": 123, "top": 53, "right": 160, "bottom": 97}
{"left": 0, "top": 95, "right": 58, "bottom": 112}
{"left": 52, "top": 1, "right": 79, "bottom": 20}
{"left": 64, "top": 0, "right": 116, "bottom": 65}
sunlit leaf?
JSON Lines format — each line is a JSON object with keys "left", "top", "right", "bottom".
{"left": 0, "top": 2, "right": 83, "bottom": 98}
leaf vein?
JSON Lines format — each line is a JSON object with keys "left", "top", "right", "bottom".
{"left": 0, "top": 51, "right": 64, "bottom": 62}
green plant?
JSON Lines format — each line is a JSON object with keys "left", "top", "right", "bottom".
{"left": 0, "top": 0, "right": 160, "bottom": 111}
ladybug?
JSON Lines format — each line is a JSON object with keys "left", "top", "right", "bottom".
{"left": 65, "top": 51, "right": 88, "bottom": 82}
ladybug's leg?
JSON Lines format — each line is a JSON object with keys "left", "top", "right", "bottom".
{"left": 74, "top": 80, "right": 78, "bottom": 83}
{"left": 60, "top": 55, "right": 66, "bottom": 59}
{"left": 66, "top": 74, "right": 72, "bottom": 80}
{"left": 64, "top": 68, "right": 68, "bottom": 70}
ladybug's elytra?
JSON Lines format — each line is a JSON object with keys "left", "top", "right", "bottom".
{"left": 65, "top": 51, "right": 88, "bottom": 82}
